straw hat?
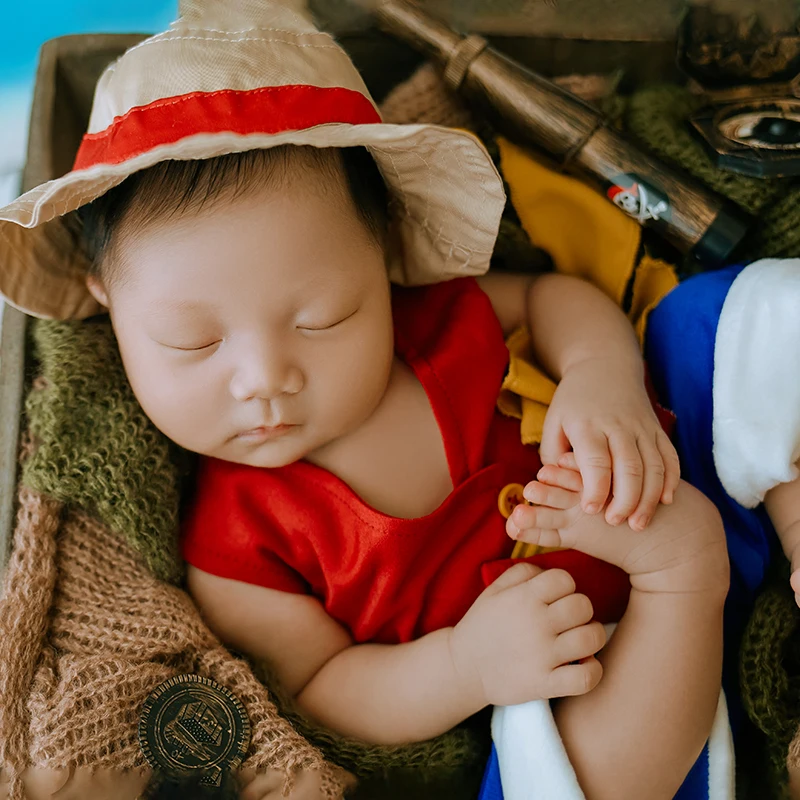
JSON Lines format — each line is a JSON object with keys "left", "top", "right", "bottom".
{"left": 0, "top": 0, "right": 505, "bottom": 320}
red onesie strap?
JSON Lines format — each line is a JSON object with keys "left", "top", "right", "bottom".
{"left": 391, "top": 277, "right": 509, "bottom": 483}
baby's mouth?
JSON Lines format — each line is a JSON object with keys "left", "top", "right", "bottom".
{"left": 234, "top": 424, "right": 297, "bottom": 443}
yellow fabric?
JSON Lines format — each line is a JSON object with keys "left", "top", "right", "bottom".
{"left": 497, "top": 327, "right": 555, "bottom": 446}
{"left": 495, "top": 136, "right": 679, "bottom": 448}
{"left": 630, "top": 252, "right": 680, "bottom": 344}
{"left": 497, "top": 137, "right": 641, "bottom": 307}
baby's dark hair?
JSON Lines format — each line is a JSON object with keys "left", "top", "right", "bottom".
{"left": 77, "top": 145, "right": 389, "bottom": 281}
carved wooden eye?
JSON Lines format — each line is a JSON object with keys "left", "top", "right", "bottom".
{"left": 718, "top": 104, "right": 800, "bottom": 150}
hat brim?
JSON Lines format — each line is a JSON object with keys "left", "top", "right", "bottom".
{"left": 0, "top": 122, "right": 505, "bottom": 319}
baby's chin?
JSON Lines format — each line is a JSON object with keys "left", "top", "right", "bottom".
{"left": 199, "top": 428, "right": 314, "bottom": 469}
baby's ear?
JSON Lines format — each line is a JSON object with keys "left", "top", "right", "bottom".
{"left": 85, "top": 274, "right": 109, "bottom": 308}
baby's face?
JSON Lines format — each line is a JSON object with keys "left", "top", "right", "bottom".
{"left": 91, "top": 177, "right": 394, "bottom": 468}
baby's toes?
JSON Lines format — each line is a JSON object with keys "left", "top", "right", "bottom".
{"left": 553, "top": 621, "right": 607, "bottom": 666}
{"left": 537, "top": 464, "right": 583, "bottom": 493}
{"left": 546, "top": 592, "right": 594, "bottom": 634}
{"left": 506, "top": 517, "right": 561, "bottom": 548}
{"left": 511, "top": 503, "right": 572, "bottom": 534}
{"left": 523, "top": 480, "right": 579, "bottom": 510}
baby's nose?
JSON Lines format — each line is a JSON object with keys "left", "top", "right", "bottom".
{"left": 229, "top": 354, "right": 303, "bottom": 401}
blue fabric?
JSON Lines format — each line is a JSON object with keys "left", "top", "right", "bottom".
{"left": 477, "top": 745, "right": 503, "bottom": 800}
{"left": 478, "top": 740, "right": 716, "bottom": 799}
{"left": 645, "top": 264, "right": 778, "bottom": 738}
{"left": 479, "top": 264, "right": 775, "bottom": 799}
{"left": 673, "top": 742, "right": 710, "bottom": 800}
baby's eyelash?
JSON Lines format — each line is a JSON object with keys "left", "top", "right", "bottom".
{"left": 165, "top": 340, "right": 221, "bottom": 352}
{"left": 297, "top": 309, "right": 358, "bottom": 332}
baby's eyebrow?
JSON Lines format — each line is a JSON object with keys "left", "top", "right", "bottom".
{"left": 145, "top": 298, "right": 214, "bottom": 316}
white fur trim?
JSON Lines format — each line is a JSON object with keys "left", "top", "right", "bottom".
{"left": 492, "top": 623, "right": 734, "bottom": 799}
{"left": 708, "top": 690, "right": 735, "bottom": 800}
{"left": 713, "top": 258, "right": 800, "bottom": 508}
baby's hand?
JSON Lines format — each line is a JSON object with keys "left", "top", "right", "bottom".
{"left": 540, "top": 359, "right": 680, "bottom": 532}
{"left": 449, "top": 562, "right": 605, "bottom": 707}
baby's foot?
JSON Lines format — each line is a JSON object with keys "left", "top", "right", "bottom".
{"left": 508, "top": 466, "right": 728, "bottom": 595}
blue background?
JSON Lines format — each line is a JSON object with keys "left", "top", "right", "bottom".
{"left": 0, "top": 1, "right": 177, "bottom": 85}
{"left": 0, "top": 1, "right": 177, "bottom": 208}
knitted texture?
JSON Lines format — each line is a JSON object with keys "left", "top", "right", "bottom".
{"left": 0, "top": 489, "right": 60, "bottom": 800}
{"left": 0, "top": 486, "right": 347, "bottom": 798}
{"left": 739, "top": 565, "right": 800, "bottom": 798}
{"left": 22, "top": 318, "right": 187, "bottom": 585}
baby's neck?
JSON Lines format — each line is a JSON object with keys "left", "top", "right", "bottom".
{"left": 305, "top": 357, "right": 452, "bottom": 518}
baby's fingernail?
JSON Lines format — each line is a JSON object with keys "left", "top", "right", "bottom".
{"left": 508, "top": 520, "right": 520, "bottom": 538}
{"left": 607, "top": 514, "right": 622, "bottom": 526}
{"left": 584, "top": 503, "right": 599, "bottom": 515}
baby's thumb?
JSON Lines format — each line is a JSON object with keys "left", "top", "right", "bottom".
{"left": 483, "top": 562, "right": 544, "bottom": 596}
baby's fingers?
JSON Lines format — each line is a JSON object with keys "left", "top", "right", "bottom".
{"left": 603, "top": 429, "right": 644, "bottom": 525}
{"left": 545, "top": 657, "right": 603, "bottom": 698}
{"left": 568, "top": 427, "right": 612, "bottom": 514}
{"left": 626, "top": 434, "right": 668, "bottom": 531}
{"left": 657, "top": 431, "right": 681, "bottom": 504}
{"left": 553, "top": 621, "right": 607, "bottom": 666}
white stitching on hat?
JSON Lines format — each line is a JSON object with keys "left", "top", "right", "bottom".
{"left": 380, "top": 142, "right": 474, "bottom": 234}
{"left": 180, "top": 26, "right": 332, "bottom": 37}
{"left": 372, "top": 141, "right": 495, "bottom": 255}
{"left": 101, "top": 30, "right": 342, "bottom": 79}
{"left": 45, "top": 178, "right": 120, "bottom": 220}
{"left": 118, "top": 32, "right": 342, "bottom": 57}
{"left": 393, "top": 204, "right": 493, "bottom": 255}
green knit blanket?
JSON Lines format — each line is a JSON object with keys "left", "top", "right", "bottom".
{"left": 20, "top": 83, "right": 800, "bottom": 798}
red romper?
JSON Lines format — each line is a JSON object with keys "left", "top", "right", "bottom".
{"left": 181, "top": 277, "right": 629, "bottom": 645}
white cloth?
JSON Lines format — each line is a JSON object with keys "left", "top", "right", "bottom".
{"left": 713, "top": 258, "right": 800, "bottom": 508}
{"left": 492, "top": 623, "right": 734, "bottom": 799}
{"left": 492, "top": 690, "right": 733, "bottom": 799}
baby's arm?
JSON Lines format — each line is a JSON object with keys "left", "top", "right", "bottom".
{"left": 187, "top": 563, "right": 604, "bottom": 745}
{"left": 765, "top": 472, "right": 800, "bottom": 604}
{"left": 478, "top": 272, "right": 679, "bottom": 531}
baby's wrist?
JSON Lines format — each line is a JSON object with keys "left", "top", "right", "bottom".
{"left": 561, "top": 351, "right": 643, "bottom": 383}
{"left": 445, "top": 626, "right": 488, "bottom": 710}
